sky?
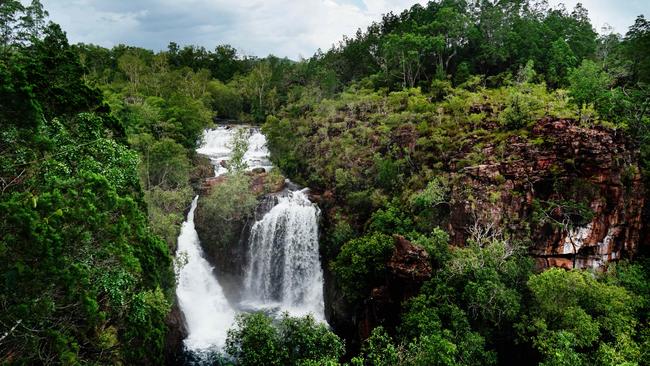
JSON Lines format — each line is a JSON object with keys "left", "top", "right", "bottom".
{"left": 40, "top": 0, "right": 648, "bottom": 60}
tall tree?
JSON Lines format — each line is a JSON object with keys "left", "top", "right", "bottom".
{"left": 0, "top": 0, "right": 24, "bottom": 48}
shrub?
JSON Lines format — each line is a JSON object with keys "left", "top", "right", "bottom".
{"left": 196, "top": 173, "right": 257, "bottom": 250}
{"left": 331, "top": 232, "right": 395, "bottom": 303}
{"left": 225, "top": 312, "right": 344, "bottom": 366}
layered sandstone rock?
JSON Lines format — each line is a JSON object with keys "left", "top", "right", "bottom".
{"left": 449, "top": 118, "right": 644, "bottom": 269}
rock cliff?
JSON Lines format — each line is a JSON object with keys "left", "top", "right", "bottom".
{"left": 449, "top": 118, "right": 644, "bottom": 269}
{"left": 193, "top": 172, "right": 285, "bottom": 302}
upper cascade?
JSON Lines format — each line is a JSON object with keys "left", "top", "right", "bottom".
{"left": 197, "top": 126, "right": 273, "bottom": 176}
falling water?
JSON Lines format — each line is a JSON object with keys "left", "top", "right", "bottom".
{"left": 175, "top": 197, "right": 235, "bottom": 353}
{"left": 243, "top": 189, "right": 325, "bottom": 320}
{"left": 197, "top": 126, "right": 273, "bottom": 176}
{"left": 175, "top": 125, "right": 326, "bottom": 361}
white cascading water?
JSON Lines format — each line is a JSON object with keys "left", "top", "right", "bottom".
{"left": 175, "top": 125, "right": 326, "bottom": 359}
{"left": 196, "top": 126, "right": 273, "bottom": 176}
{"left": 243, "top": 189, "right": 325, "bottom": 319}
{"left": 175, "top": 196, "right": 235, "bottom": 352}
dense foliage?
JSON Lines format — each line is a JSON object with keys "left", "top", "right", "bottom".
{"left": 0, "top": 2, "right": 177, "bottom": 363}
{"left": 225, "top": 312, "right": 344, "bottom": 366}
{"left": 1, "top": 0, "right": 649, "bottom": 364}
{"left": 257, "top": 1, "right": 650, "bottom": 365}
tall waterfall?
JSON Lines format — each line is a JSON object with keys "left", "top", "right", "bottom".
{"left": 175, "top": 196, "right": 235, "bottom": 352}
{"left": 175, "top": 125, "right": 326, "bottom": 360}
{"left": 243, "top": 189, "right": 325, "bottom": 319}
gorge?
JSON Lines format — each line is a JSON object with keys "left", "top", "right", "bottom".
{"left": 2, "top": 1, "right": 649, "bottom": 364}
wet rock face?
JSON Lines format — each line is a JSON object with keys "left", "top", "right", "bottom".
{"left": 194, "top": 199, "right": 251, "bottom": 303}
{"left": 164, "top": 302, "right": 187, "bottom": 365}
{"left": 449, "top": 118, "right": 645, "bottom": 270}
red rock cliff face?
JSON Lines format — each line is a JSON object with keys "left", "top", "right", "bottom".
{"left": 449, "top": 118, "right": 644, "bottom": 270}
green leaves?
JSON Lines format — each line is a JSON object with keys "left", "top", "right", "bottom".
{"left": 521, "top": 268, "right": 642, "bottom": 366}
{"left": 382, "top": 32, "right": 437, "bottom": 88}
{"left": 229, "top": 127, "right": 250, "bottom": 174}
{"left": 0, "top": 169, "right": 173, "bottom": 364}
{"left": 331, "top": 232, "right": 395, "bottom": 303}
{"left": 225, "top": 312, "right": 344, "bottom": 366}
{"left": 568, "top": 59, "right": 613, "bottom": 114}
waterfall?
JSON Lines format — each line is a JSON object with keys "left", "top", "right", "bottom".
{"left": 175, "top": 196, "right": 235, "bottom": 352}
{"left": 243, "top": 189, "right": 325, "bottom": 320}
{"left": 197, "top": 126, "right": 273, "bottom": 176}
{"left": 175, "top": 125, "right": 326, "bottom": 361}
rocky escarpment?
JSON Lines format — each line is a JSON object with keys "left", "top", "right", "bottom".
{"left": 449, "top": 118, "right": 644, "bottom": 269}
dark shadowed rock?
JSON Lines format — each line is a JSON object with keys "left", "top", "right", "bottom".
{"left": 164, "top": 301, "right": 187, "bottom": 366}
{"left": 359, "top": 236, "right": 431, "bottom": 340}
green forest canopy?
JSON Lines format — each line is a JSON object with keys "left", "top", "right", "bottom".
{"left": 1, "top": 0, "right": 649, "bottom": 365}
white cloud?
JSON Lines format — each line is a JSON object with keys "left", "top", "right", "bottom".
{"left": 40, "top": 0, "right": 646, "bottom": 59}
{"left": 547, "top": 0, "right": 647, "bottom": 35}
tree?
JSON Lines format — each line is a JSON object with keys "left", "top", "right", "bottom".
{"left": 142, "top": 137, "right": 190, "bottom": 189}
{"left": 520, "top": 268, "right": 643, "bottom": 366}
{"left": 568, "top": 59, "right": 612, "bottom": 114}
{"left": 0, "top": 0, "right": 24, "bottom": 48}
{"left": 17, "top": 0, "right": 48, "bottom": 42}
{"left": 424, "top": 1, "right": 471, "bottom": 78}
{"left": 546, "top": 38, "right": 577, "bottom": 87}
{"left": 565, "top": 3, "right": 597, "bottom": 61}
{"left": 207, "top": 80, "right": 242, "bottom": 119}
{"left": 118, "top": 52, "right": 149, "bottom": 94}
{"left": 228, "top": 127, "right": 249, "bottom": 174}
{"left": 596, "top": 25, "right": 621, "bottom": 72}
{"left": 382, "top": 32, "right": 436, "bottom": 88}
{"left": 0, "top": 114, "right": 174, "bottom": 364}
{"left": 262, "top": 115, "right": 303, "bottom": 177}
{"left": 331, "top": 232, "right": 395, "bottom": 303}
{"left": 225, "top": 312, "right": 344, "bottom": 366}
{"left": 624, "top": 15, "right": 650, "bottom": 84}
{"left": 210, "top": 44, "right": 241, "bottom": 81}
{"left": 239, "top": 61, "right": 273, "bottom": 120}
{"left": 354, "top": 326, "right": 399, "bottom": 366}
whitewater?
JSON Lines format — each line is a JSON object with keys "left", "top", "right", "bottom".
{"left": 174, "top": 125, "right": 326, "bottom": 359}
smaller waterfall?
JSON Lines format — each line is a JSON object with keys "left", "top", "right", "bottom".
{"left": 243, "top": 189, "right": 325, "bottom": 319}
{"left": 175, "top": 196, "right": 235, "bottom": 352}
{"left": 197, "top": 126, "right": 273, "bottom": 176}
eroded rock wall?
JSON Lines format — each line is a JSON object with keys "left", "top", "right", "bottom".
{"left": 449, "top": 118, "right": 644, "bottom": 269}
